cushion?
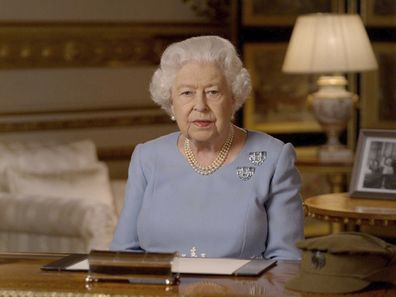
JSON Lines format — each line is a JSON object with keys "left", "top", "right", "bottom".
{"left": 0, "top": 140, "right": 98, "bottom": 192}
{"left": 6, "top": 162, "right": 114, "bottom": 209}
{"left": 0, "top": 192, "right": 116, "bottom": 251}
{"left": 0, "top": 192, "right": 114, "bottom": 236}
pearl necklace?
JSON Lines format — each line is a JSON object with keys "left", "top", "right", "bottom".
{"left": 184, "top": 126, "right": 234, "bottom": 175}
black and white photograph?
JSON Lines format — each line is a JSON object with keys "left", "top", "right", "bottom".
{"left": 350, "top": 129, "right": 396, "bottom": 199}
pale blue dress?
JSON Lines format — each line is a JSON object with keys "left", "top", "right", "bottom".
{"left": 111, "top": 131, "right": 304, "bottom": 260}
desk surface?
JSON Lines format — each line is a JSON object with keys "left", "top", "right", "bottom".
{"left": 0, "top": 253, "right": 395, "bottom": 297}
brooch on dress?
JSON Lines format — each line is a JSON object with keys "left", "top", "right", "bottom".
{"left": 236, "top": 151, "right": 267, "bottom": 181}
{"left": 249, "top": 151, "right": 267, "bottom": 166}
{"left": 236, "top": 166, "right": 255, "bottom": 181}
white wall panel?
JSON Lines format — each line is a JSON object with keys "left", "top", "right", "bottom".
{"left": 0, "top": 68, "right": 156, "bottom": 113}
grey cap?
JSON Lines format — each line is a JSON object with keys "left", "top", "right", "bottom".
{"left": 285, "top": 232, "right": 396, "bottom": 294}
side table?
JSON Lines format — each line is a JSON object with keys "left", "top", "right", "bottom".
{"left": 304, "top": 192, "right": 396, "bottom": 231}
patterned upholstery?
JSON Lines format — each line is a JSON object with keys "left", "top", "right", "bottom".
{"left": 0, "top": 140, "right": 97, "bottom": 192}
{"left": 0, "top": 233, "right": 86, "bottom": 253}
{"left": 0, "top": 140, "right": 123, "bottom": 253}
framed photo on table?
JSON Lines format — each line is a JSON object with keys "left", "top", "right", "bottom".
{"left": 360, "top": 43, "right": 396, "bottom": 129}
{"left": 349, "top": 129, "right": 396, "bottom": 199}
{"left": 242, "top": 0, "right": 341, "bottom": 26}
{"left": 243, "top": 43, "right": 321, "bottom": 134}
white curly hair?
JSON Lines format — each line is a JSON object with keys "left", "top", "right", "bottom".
{"left": 149, "top": 35, "right": 251, "bottom": 115}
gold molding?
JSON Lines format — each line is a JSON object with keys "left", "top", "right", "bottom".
{"left": 0, "top": 104, "right": 159, "bottom": 117}
{"left": 182, "top": 0, "right": 231, "bottom": 22}
{"left": 0, "top": 22, "right": 228, "bottom": 68}
{"left": 0, "top": 111, "right": 173, "bottom": 132}
{"left": 0, "top": 290, "right": 161, "bottom": 297}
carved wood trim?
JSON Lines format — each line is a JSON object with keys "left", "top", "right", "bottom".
{"left": 0, "top": 22, "right": 228, "bottom": 68}
{"left": 0, "top": 110, "right": 174, "bottom": 132}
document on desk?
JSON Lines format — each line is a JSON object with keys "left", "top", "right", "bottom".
{"left": 171, "top": 257, "right": 276, "bottom": 275}
{"left": 44, "top": 254, "right": 276, "bottom": 276}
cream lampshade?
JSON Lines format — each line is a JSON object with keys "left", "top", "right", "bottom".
{"left": 282, "top": 13, "right": 378, "bottom": 161}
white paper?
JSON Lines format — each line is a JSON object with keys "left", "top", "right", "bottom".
{"left": 171, "top": 257, "right": 250, "bottom": 275}
{"left": 66, "top": 257, "right": 250, "bottom": 275}
{"left": 67, "top": 259, "right": 89, "bottom": 270}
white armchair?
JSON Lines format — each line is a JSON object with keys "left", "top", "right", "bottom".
{"left": 0, "top": 193, "right": 115, "bottom": 252}
{"left": 0, "top": 140, "right": 123, "bottom": 253}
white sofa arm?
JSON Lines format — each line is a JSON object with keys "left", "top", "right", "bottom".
{"left": 0, "top": 193, "right": 116, "bottom": 250}
{"left": 110, "top": 179, "right": 126, "bottom": 216}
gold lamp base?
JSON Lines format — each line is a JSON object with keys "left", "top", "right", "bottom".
{"left": 308, "top": 75, "right": 357, "bottom": 162}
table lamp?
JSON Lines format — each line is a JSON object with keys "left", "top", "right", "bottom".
{"left": 282, "top": 13, "right": 377, "bottom": 162}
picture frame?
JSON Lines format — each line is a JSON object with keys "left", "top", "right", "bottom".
{"left": 360, "top": 42, "right": 396, "bottom": 129}
{"left": 349, "top": 129, "right": 396, "bottom": 199}
{"left": 242, "top": 0, "right": 341, "bottom": 26}
{"left": 243, "top": 43, "right": 321, "bottom": 134}
{"left": 361, "top": 0, "right": 396, "bottom": 26}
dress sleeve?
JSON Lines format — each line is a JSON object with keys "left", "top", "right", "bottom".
{"left": 110, "top": 144, "right": 146, "bottom": 251}
{"left": 263, "top": 142, "right": 304, "bottom": 260}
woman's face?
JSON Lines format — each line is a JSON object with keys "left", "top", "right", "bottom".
{"left": 171, "top": 61, "right": 234, "bottom": 145}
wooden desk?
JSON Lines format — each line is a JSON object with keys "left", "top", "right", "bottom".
{"left": 0, "top": 252, "right": 395, "bottom": 297}
{"left": 304, "top": 193, "right": 396, "bottom": 229}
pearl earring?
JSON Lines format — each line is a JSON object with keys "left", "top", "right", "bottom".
{"left": 171, "top": 115, "right": 176, "bottom": 121}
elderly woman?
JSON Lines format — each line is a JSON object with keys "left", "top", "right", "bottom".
{"left": 111, "top": 36, "right": 304, "bottom": 260}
